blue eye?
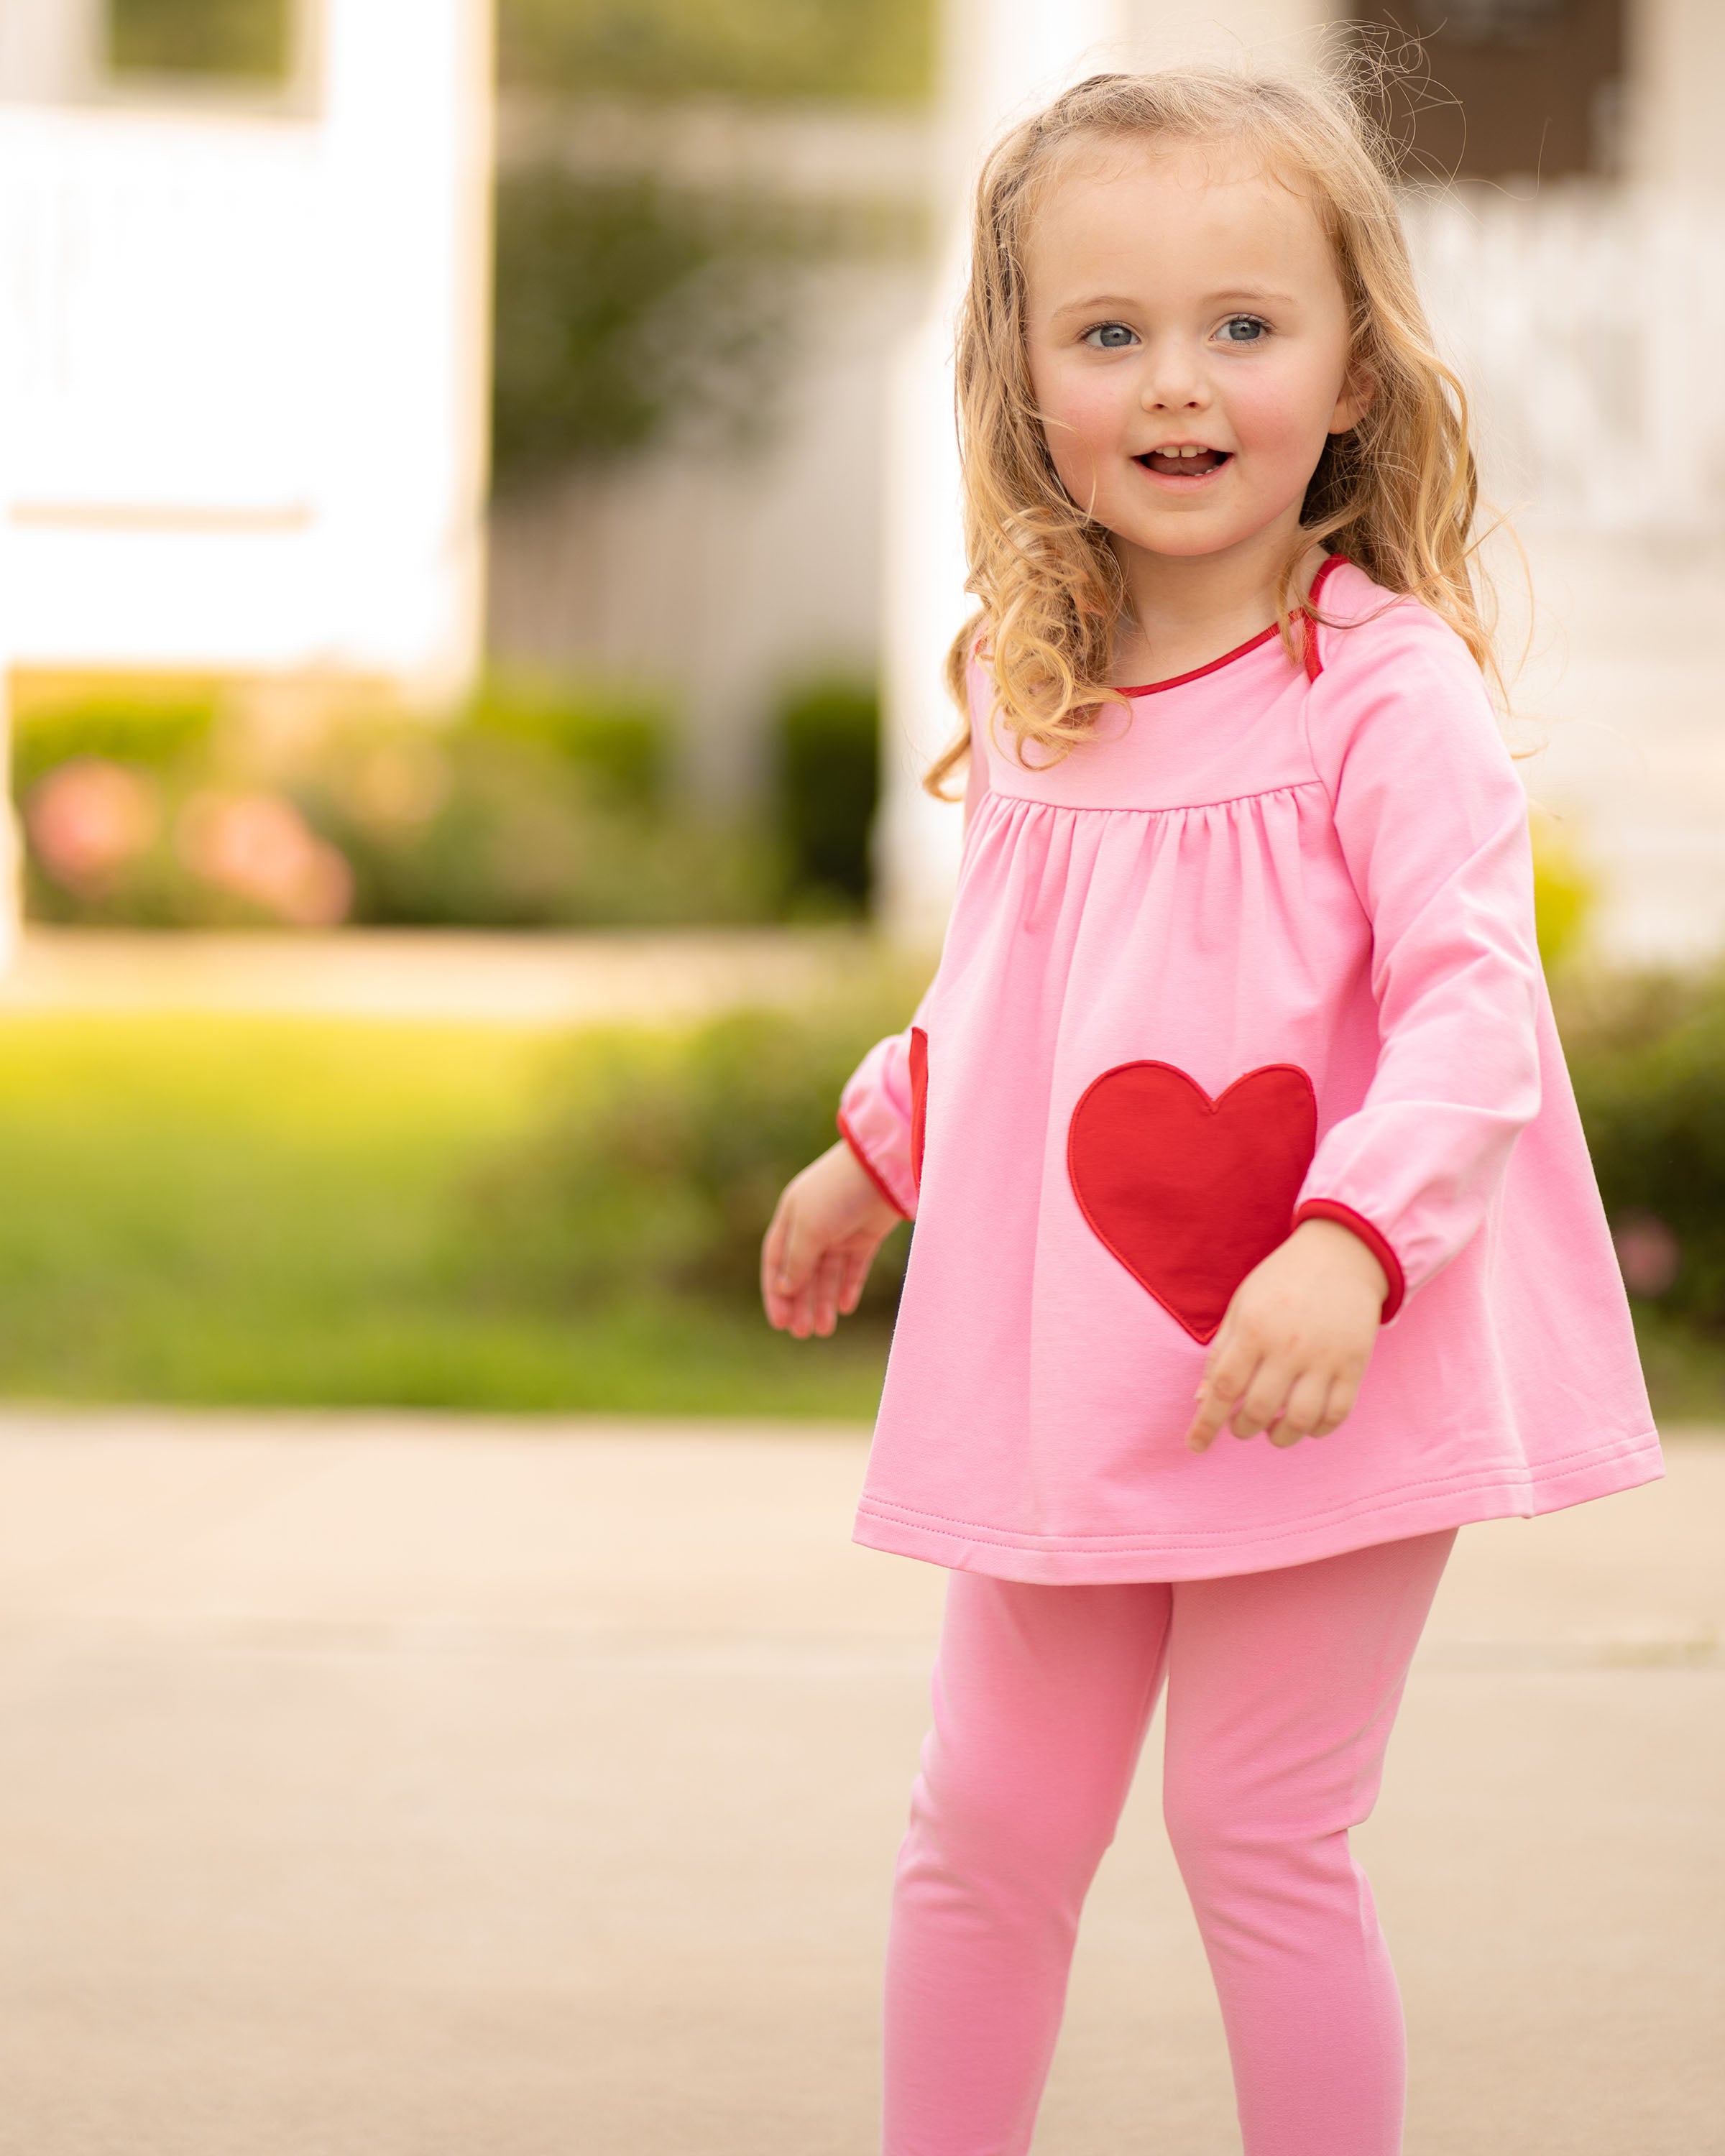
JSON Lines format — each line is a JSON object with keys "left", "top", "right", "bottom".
{"left": 1218, "top": 315, "right": 1269, "bottom": 344}
{"left": 1084, "top": 322, "right": 1138, "bottom": 349}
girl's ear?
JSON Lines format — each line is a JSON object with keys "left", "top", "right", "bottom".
{"left": 1330, "top": 361, "right": 1375, "bottom": 435}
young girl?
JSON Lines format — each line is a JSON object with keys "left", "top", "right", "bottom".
{"left": 760, "top": 66, "right": 1660, "bottom": 2156}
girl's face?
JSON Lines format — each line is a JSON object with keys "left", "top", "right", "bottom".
{"left": 1022, "top": 138, "right": 1370, "bottom": 569}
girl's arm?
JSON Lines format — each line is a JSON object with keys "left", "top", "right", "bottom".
{"left": 763, "top": 658, "right": 988, "bottom": 1337}
{"left": 1293, "top": 602, "right": 1542, "bottom": 1309}
{"left": 1189, "top": 602, "right": 1542, "bottom": 1450}
{"left": 761, "top": 1141, "right": 902, "bottom": 1339}
{"left": 835, "top": 1029, "right": 922, "bottom": 1219}
{"left": 761, "top": 1028, "right": 920, "bottom": 1336}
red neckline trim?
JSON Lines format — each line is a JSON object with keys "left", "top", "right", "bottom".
{"left": 1113, "top": 552, "right": 1346, "bottom": 699}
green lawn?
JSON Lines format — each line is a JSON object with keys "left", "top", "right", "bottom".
{"left": 0, "top": 1015, "right": 888, "bottom": 1416}
{"left": 0, "top": 1010, "right": 1714, "bottom": 1428}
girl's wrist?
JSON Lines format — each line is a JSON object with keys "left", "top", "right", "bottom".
{"left": 1289, "top": 1215, "right": 1390, "bottom": 1305}
{"left": 818, "top": 1139, "right": 904, "bottom": 1230}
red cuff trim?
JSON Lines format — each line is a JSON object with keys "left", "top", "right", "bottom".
{"left": 1292, "top": 1199, "right": 1406, "bottom": 1322}
{"left": 837, "top": 1110, "right": 911, "bottom": 1220}
{"left": 908, "top": 1026, "right": 929, "bottom": 1192}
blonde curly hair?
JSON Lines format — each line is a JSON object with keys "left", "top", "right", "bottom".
{"left": 929, "top": 63, "right": 1501, "bottom": 796}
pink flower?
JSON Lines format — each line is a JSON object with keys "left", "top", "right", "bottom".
{"left": 177, "top": 789, "right": 354, "bottom": 927}
{"left": 1611, "top": 1212, "right": 1680, "bottom": 1298}
{"left": 27, "top": 759, "right": 161, "bottom": 893}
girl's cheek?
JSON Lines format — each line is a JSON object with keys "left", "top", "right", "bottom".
{"left": 1046, "top": 379, "right": 1132, "bottom": 482}
{"left": 1225, "top": 364, "right": 1340, "bottom": 465}
{"left": 1225, "top": 384, "right": 1300, "bottom": 458}
{"left": 1043, "top": 407, "right": 1113, "bottom": 496}
{"left": 1037, "top": 351, "right": 1132, "bottom": 436}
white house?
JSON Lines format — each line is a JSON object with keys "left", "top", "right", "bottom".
{"left": 0, "top": 0, "right": 494, "bottom": 937}
{"left": 8, "top": 3, "right": 1719, "bottom": 969}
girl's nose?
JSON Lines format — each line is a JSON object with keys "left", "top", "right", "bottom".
{"left": 1138, "top": 342, "right": 1209, "bottom": 412}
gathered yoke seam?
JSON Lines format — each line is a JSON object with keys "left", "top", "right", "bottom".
{"left": 982, "top": 774, "right": 1327, "bottom": 821}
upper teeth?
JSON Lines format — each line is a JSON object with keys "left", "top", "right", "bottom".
{"left": 1163, "top": 446, "right": 1207, "bottom": 457}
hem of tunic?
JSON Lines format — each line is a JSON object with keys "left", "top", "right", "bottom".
{"left": 850, "top": 1425, "right": 1665, "bottom": 1583}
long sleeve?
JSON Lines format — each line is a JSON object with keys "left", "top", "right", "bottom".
{"left": 1294, "top": 602, "right": 1542, "bottom": 1320}
{"left": 837, "top": 656, "right": 991, "bottom": 1220}
{"left": 839, "top": 1029, "right": 921, "bottom": 1218}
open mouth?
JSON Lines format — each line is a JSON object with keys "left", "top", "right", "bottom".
{"left": 1135, "top": 448, "right": 1231, "bottom": 478}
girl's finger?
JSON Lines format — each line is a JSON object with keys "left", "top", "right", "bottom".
{"left": 760, "top": 1202, "right": 791, "bottom": 1313}
{"left": 783, "top": 1245, "right": 821, "bottom": 1336}
{"left": 1229, "top": 1355, "right": 1293, "bottom": 1439}
{"left": 837, "top": 1241, "right": 872, "bottom": 1315}
{"left": 773, "top": 1199, "right": 811, "bottom": 1293}
{"left": 812, "top": 1250, "right": 845, "bottom": 1335}
{"left": 763, "top": 1242, "right": 801, "bottom": 1331}
{"left": 1185, "top": 1330, "right": 1254, "bottom": 1452}
{"left": 1312, "top": 1370, "right": 1359, "bottom": 1438}
{"left": 1184, "top": 1374, "right": 1232, "bottom": 1452}
{"left": 1233, "top": 1371, "right": 1285, "bottom": 1440}
{"left": 1269, "top": 1368, "right": 1330, "bottom": 1448}
{"left": 1308, "top": 1378, "right": 1343, "bottom": 1438}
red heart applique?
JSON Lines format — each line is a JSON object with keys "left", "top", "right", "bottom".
{"left": 1067, "top": 1061, "right": 1317, "bottom": 1345}
{"left": 908, "top": 1026, "right": 929, "bottom": 1191}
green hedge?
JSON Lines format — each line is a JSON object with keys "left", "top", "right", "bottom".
{"left": 469, "top": 673, "right": 666, "bottom": 807}
{"left": 773, "top": 676, "right": 879, "bottom": 913}
{"left": 466, "top": 979, "right": 923, "bottom": 1312}
{"left": 12, "top": 683, "right": 218, "bottom": 798}
{"left": 12, "top": 678, "right": 778, "bottom": 931}
{"left": 15, "top": 668, "right": 891, "bottom": 929}
{"left": 1569, "top": 979, "right": 1725, "bottom": 1332}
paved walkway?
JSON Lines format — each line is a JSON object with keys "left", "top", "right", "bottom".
{"left": 0, "top": 926, "right": 880, "bottom": 1025}
{"left": 0, "top": 1410, "right": 1718, "bottom": 2155}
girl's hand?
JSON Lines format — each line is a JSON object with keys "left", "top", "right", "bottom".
{"left": 1184, "top": 1218, "right": 1388, "bottom": 1452}
{"left": 761, "top": 1141, "right": 903, "bottom": 1340}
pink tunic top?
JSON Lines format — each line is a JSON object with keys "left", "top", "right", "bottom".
{"left": 839, "top": 557, "right": 1661, "bottom": 1583}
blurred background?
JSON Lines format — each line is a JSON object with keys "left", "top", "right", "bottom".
{"left": 0, "top": 0, "right": 1721, "bottom": 1418}
{"left": 0, "top": 14, "right": 1720, "bottom": 2156}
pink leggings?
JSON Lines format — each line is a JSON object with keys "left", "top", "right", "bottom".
{"left": 884, "top": 1529, "right": 1455, "bottom": 2156}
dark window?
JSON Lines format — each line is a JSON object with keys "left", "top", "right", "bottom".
{"left": 107, "top": 0, "right": 294, "bottom": 82}
{"left": 1351, "top": 0, "right": 1624, "bottom": 180}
